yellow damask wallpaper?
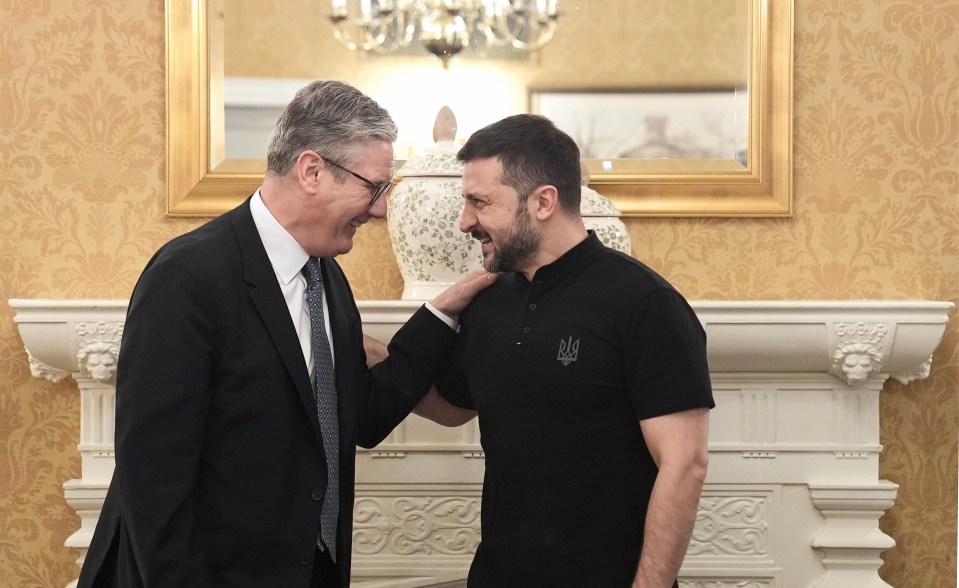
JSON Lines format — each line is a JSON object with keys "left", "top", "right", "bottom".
{"left": 1, "top": 1, "right": 956, "bottom": 587}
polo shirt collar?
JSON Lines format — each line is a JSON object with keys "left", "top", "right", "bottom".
{"left": 523, "top": 230, "right": 603, "bottom": 284}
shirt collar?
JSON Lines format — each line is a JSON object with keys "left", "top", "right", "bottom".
{"left": 522, "top": 230, "right": 603, "bottom": 285}
{"left": 250, "top": 189, "right": 310, "bottom": 285}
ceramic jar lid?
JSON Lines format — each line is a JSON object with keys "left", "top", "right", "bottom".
{"left": 578, "top": 162, "right": 620, "bottom": 217}
{"left": 581, "top": 187, "right": 621, "bottom": 217}
{"left": 396, "top": 106, "right": 463, "bottom": 178}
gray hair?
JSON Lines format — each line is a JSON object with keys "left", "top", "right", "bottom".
{"left": 265, "top": 80, "right": 397, "bottom": 178}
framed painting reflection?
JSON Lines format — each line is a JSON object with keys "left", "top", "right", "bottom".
{"left": 530, "top": 88, "right": 748, "bottom": 165}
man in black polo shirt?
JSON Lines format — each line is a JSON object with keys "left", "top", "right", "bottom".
{"left": 412, "top": 114, "right": 714, "bottom": 587}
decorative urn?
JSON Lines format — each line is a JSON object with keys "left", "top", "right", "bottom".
{"left": 388, "top": 107, "right": 482, "bottom": 300}
{"left": 579, "top": 162, "right": 632, "bottom": 255}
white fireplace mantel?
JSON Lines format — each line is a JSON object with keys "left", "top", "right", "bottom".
{"left": 9, "top": 298, "right": 953, "bottom": 588}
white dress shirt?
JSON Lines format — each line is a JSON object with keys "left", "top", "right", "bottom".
{"left": 250, "top": 190, "right": 332, "bottom": 374}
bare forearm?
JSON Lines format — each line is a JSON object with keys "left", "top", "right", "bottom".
{"left": 633, "top": 461, "right": 706, "bottom": 587}
{"left": 412, "top": 387, "right": 477, "bottom": 426}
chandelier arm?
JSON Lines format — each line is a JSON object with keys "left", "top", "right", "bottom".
{"left": 332, "top": 24, "right": 378, "bottom": 52}
{"left": 509, "top": 18, "right": 556, "bottom": 51}
{"left": 328, "top": 0, "right": 558, "bottom": 60}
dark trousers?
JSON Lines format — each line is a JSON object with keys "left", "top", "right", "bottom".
{"left": 309, "top": 547, "right": 339, "bottom": 587}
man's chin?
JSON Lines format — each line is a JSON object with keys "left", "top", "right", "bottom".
{"left": 481, "top": 251, "right": 497, "bottom": 273}
{"left": 336, "top": 237, "right": 355, "bottom": 256}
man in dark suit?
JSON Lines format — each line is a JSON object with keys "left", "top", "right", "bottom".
{"left": 78, "top": 80, "right": 495, "bottom": 587}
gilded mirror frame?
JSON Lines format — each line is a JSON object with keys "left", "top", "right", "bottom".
{"left": 166, "top": 0, "right": 792, "bottom": 217}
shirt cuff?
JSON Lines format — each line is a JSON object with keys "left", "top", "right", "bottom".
{"left": 425, "top": 301, "right": 459, "bottom": 332}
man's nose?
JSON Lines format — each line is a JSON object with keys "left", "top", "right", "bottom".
{"left": 369, "top": 193, "right": 388, "bottom": 219}
{"left": 459, "top": 207, "right": 475, "bottom": 234}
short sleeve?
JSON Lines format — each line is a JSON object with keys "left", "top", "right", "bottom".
{"left": 624, "top": 288, "right": 714, "bottom": 420}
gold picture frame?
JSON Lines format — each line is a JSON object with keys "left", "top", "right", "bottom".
{"left": 165, "top": 0, "right": 792, "bottom": 217}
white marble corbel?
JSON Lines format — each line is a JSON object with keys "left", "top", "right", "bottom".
{"left": 28, "top": 350, "right": 71, "bottom": 383}
{"left": 75, "top": 322, "right": 123, "bottom": 383}
{"left": 889, "top": 353, "right": 932, "bottom": 385}
{"left": 828, "top": 322, "right": 890, "bottom": 385}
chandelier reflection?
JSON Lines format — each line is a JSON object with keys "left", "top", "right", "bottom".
{"left": 329, "top": 1, "right": 560, "bottom": 68}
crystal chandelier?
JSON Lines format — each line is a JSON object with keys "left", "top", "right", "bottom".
{"left": 328, "top": 1, "right": 560, "bottom": 67}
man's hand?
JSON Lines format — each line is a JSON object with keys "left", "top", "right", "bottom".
{"left": 413, "top": 387, "right": 478, "bottom": 427}
{"left": 430, "top": 269, "right": 498, "bottom": 321}
{"left": 363, "top": 334, "right": 388, "bottom": 368}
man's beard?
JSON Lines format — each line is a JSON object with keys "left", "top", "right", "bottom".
{"left": 476, "top": 207, "right": 540, "bottom": 273}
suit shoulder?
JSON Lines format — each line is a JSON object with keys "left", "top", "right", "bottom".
{"left": 146, "top": 214, "right": 244, "bottom": 278}
{"left": 156, "top": 214, "right": 235, "bottom": 261}
{"left": 132, "top": 215, "right": 244, "bottom": 300}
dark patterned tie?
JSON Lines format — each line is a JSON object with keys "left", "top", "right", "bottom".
{"left": 302, "top": 257, "right": 339, "bottom": 562}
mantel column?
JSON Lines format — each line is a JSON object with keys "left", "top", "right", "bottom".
{"left": 809, "top": 482, "right": 898, "bottom": 588}
{"left": 63, "top": 374, "right": 117, "bottom": 570}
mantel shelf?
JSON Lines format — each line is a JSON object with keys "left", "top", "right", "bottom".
{"left": 11, "top": 298, "right": 951, "bottom": 386}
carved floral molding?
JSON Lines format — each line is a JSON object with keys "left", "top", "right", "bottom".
{"left": 353, "top": 496, "right": 481, "bottom": 556}
{"left": 689, "top": 494, "right": 769, "bottom": 558}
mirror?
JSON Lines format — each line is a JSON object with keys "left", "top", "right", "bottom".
{"left": 166, "top": 0, "right": 792, "bottom": 217}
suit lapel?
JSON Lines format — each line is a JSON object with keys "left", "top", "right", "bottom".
{"left": 230, "top": 200, "right": 323, "bottom": 442}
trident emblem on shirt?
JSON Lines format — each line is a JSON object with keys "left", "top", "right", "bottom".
{"left": 557, "top": 336, "right": 580, "bottom": 366}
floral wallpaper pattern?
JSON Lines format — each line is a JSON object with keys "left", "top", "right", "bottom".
{"left": 0, "top": 0, "right": 956, "bottom": 587}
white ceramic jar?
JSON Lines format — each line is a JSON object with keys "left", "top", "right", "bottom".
{"left": 580, "top": 163, "right": 632, "bottom": 255}
{"left": 387, "top": 108, "right": 482, "bottom": 300}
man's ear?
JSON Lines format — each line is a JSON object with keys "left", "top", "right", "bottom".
{"left": 296, "top": 150, "right": 324, "bottom": 191}
{"left": 530, "top": 185, "right": 560, "bottom": 221}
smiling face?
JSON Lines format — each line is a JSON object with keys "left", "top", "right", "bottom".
{"left": 460, "top": 157, "right": 540, "bottom": 274}
{"left": 296, "top": 141, "right": 393, "bottom": 257}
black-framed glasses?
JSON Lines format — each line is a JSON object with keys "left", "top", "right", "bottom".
{"left": 322, "top": 156, "right": 393, "bottom": 206}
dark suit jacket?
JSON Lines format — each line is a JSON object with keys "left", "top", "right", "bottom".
{"left": 78, "top": 199, "right": 454, "bottom": 587}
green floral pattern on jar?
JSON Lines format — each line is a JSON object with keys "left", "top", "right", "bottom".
{"left": 388, "top": 178, "right": 482, "bottom": 283}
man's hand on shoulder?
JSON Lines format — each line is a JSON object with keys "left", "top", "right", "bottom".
{"left": 430, "top": 269, "right": 498, "bottom": 321}
{"left": 363, "top": 335, "right": 388, "bottom": 367}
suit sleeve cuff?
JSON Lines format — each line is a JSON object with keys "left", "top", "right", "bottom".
{"left": 424, "top": 301, "right": 460, "bottom": 332}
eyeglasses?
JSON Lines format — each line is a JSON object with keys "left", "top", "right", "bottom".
{"left": 322, "top": 156, "right": 393, "bottom": 206}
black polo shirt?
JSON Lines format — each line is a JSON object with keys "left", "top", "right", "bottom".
{"left": 438, "top": 232, "right": 714, "bottom": 587}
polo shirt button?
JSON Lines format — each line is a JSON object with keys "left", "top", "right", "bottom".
{"left": 528, "top": 303, "right": 536, "bottom": 310}
{"left": 523, "top": 327, "right": 531, "bottom": 333}
{"left": 311, "top": 487, "right": 324, "bottom": 501}
{"left": 300, "top": 552, "right": 313, "bottom": 566}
